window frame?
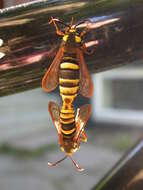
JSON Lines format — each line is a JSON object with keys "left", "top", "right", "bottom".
{"left": 91, "top": 68, "right": 143, "bottom": 126}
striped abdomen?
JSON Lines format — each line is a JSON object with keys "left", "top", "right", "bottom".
{"left": 59, "top": 55, "right": 79, "bottom": 138}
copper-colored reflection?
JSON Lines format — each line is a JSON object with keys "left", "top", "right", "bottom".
{"left": 0, "top": 0, "right": 3, "bottom": 9}
{"left": 127, "top": 170, "right": 143, "bottom": 189}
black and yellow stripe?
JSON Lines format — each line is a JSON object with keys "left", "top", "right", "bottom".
{"left": 60, "top": 109, "right": 76, "bottom": 138}
{"left": 59, "top": 54, "right": 79, "bottom": 138}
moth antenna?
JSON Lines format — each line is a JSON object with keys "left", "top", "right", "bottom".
{"left": 49, "top": 17, "right": 70, "bottom": 27}
{"left": 70, "top": 16, "right": 74, "bottom": 27}
{"left": 70, "top": 156, "right": 84, "bottom": 172}
{"left": 48, "top": 156, "right": 67, "bottom": 167}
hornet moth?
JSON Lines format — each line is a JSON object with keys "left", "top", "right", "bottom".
{"left": 42, "top": 17, "right": 93, "bottom": 171}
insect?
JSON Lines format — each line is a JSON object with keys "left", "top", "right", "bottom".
{"left": 42, "top": 17, "right": 93, "bottom": 171}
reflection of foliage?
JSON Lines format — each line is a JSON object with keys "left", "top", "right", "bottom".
{"left": 106, "top": 133, "right": 134, "bottom": 152}
{"left": 0, "top": 143, "right": 58, "bottom": 158}
{"left": 115, "top": 135, "right": 133, "bottom": 151}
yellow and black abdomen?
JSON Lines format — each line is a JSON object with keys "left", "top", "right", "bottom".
{"left": 59, "top": 55, "right": 79, "bottom": 138}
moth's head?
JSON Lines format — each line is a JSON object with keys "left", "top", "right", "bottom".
{"left": 49, "top": 17, "right": 87, "bottom": 45}
{"left": 61, "top": 17, "right": 82, "bottom": 44}
{"left": 62, "top": 27, "right": 82, "bottom": 44}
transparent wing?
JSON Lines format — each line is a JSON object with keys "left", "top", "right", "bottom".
{"left": 74, "top": 104, "right": 91, "bottom": 141}
{"left": 42, "top": 48, "right": 63, "bottom": 92}
{"left": 48, "top": 101, "right": 61, "bottom": 135}
{"left": 76, "top": 48, "right": 93, "bottom": 98}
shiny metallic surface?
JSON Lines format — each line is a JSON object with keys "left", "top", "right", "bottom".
{"left": 92, "top": 139, "right": 143, "bottom": 190}
{"left": 0, "top": 1, "right": 3, "bottom": 9}
{"left": 0, "top": 0, "right": 143, "bottom": 96}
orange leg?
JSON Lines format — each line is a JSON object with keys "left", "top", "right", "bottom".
{"left": 82, "top": 43, "right": 94, "bottom": 55}
{"left": 80, "top": 131, "right": 87, "bottom": 143}
{"left": 49, "top": 16, "right": 64, "bottom": 36}
{"left": 80, "top": 27, "right": 89, "bottom": 38}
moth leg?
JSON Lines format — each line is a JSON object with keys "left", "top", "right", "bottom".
{"left": 82, "top": 43, "right": 94, "bottom": 55}
{"left": 74, "top": 104, "right": 91, "bottom": 142}
{"left": 80, "top": 131, "right": 87, "bottom": 143}
{"left": 75, "top": 109, "right": 87, "bottom": 142}
{"left": 80, "top": 27, "right": 88, "bottom": 38}
{"left": 49, "top": 16, "right": 64, "bottom": 36}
